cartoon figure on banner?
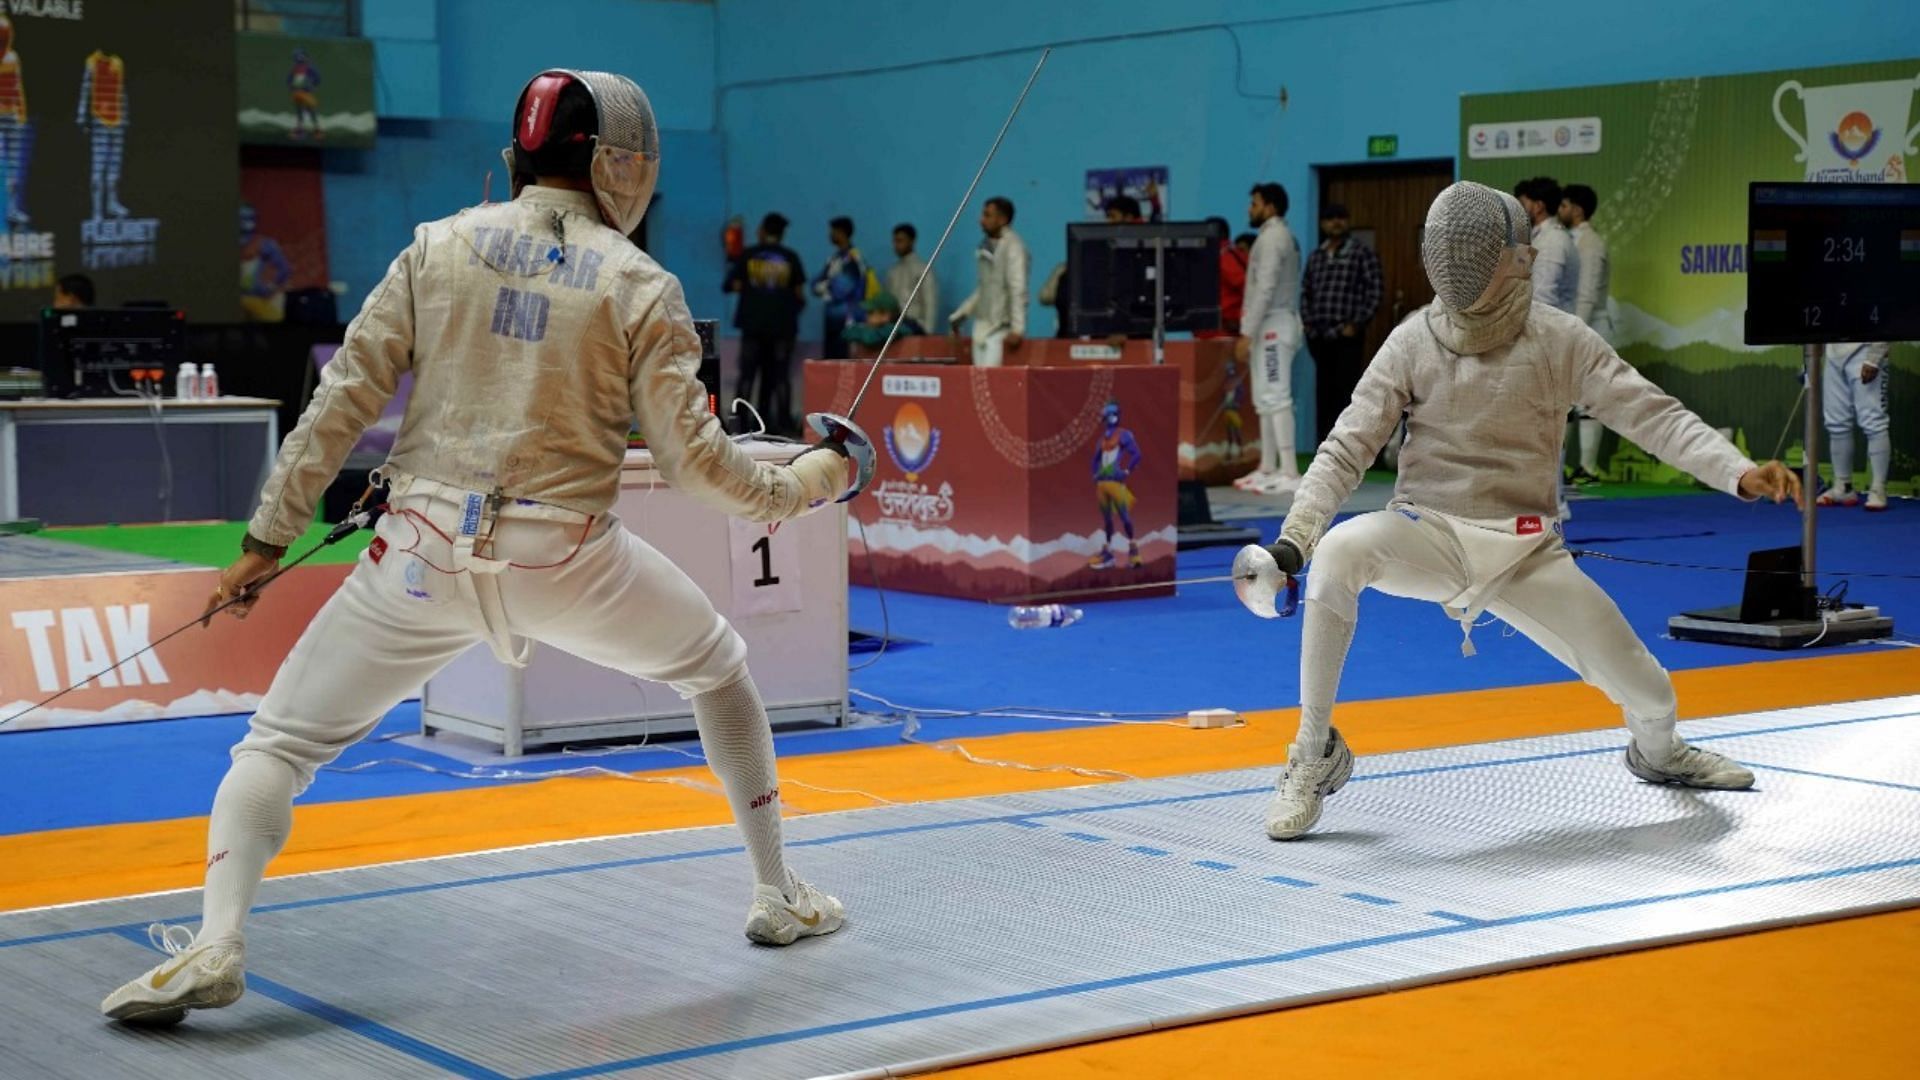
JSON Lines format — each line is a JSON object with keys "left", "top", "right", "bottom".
{"left": 78, "top": 50, "right": 128, "bottom": 219}
{"left": 239, "top": 203, "right": 293, "bottom": 323}
{"left": 0, "top": 16, "right": 32, "bottom": 228}
{"left": 1090, "top": 400, "right": 1144, "bottom": 570}
{"left": 1218, "top": 356, "right": 1246, "bottom": 462}
{"left": 288, "top": 48, "right": 323, "bottom": 140}
{"left": 1773, "top": 74, "right": 1920, "bottom": 183}
{"left": 77, "top": 51, "right": 159, "bottom": 271}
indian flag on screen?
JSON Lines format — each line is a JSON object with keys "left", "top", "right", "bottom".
{"left": 1902, "top": 230, "right": 1920, "bottom": 261}
{"left": 1753, "top": 230, "right": 1788, "bottom": 261}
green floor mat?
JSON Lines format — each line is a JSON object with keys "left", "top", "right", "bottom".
{"left": 43, "top": 521, "right": 372, "bottom": 569}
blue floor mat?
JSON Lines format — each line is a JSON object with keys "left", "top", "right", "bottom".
{"left": 4, "top": 495, "right": 1913, "bottom": 835}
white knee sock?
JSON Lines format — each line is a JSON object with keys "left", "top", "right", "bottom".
{"left": 199, "top": 751, "right": 296, "bottom": 942}
{"left": 1258, "top": 413, "right": 1280, "bottom": 473}
{"left": 1867, "top": 430, "right": 1890, "bottom": 493}
{"left": 1578, "top": 419, "right": 1602, "bottom": 474}
{"left": 1272, "top": 408, "right": 1299, "bottom": 479}
{"left": 692, "top": 671, "right": 789, "bottom": 889}
{"left": 1829, "top": 428, "right": 1855, "bottom": 491}
{"left": 1295, "top": 598, "right": 1357, "bottom": 755}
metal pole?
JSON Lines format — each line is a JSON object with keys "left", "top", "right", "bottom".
{"left": 1152, "top": 236, "right": 1166, "bottom": 365}
{"left": 1802, "top": 343, "right": 1821, "bottom": 592}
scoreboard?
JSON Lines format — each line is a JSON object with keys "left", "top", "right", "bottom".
{"left": 1746, "top": 182, "right": 1920, "bottom": 346}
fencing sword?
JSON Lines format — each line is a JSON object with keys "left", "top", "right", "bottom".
{"left": 805, "top": 48, "right": 1052, "bottom": 470}
{"left": 0, "top": 506, "right": 382, "bottom": 730}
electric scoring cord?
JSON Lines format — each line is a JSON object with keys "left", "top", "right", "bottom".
{"left": 1570, "top": 549, "right": 1920, "bottom": 581}
{"left": 900, "top": 714, "right": 1143, "bottom": 783}
{"left": 108, "top": 371, "right": 174, "bottom": 521}
{"left": 849, "top": 515, "right": 893, "bottom": 672}
{"left": 143, "top": 387, "right": 174, "bottom": 524}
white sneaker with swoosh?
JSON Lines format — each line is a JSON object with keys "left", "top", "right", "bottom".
{"left": 745, "top": 877, "right": 845, "bottom": 946}
{"left": 101, "top": 924, "right": 246, "bottom": 1025}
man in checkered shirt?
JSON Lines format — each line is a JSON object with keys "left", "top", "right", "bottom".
{"left": 1301, "top": 203, "right": 1383, "bottom": 443}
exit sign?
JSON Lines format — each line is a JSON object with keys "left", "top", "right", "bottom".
{"left": 1368, "top": 134, "right": 1399, "bottom": 158}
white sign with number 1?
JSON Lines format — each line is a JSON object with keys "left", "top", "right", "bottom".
{"left": 728, "top": 517, "right": 803, "bottom": 617}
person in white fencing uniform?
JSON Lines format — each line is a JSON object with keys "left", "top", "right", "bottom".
{"left": 103, "top": 70, "right": 870, "bottom": 1026}
{"left": 1514, "top": 176, "right": 1578, "bottom": 313}
{"left": 1562, "top": 183, "right": 1611, "bottom": 484}
{"left": 949, "top": 195, "right": 1028, "bottom": 368}
{"left": 1253, "top": 182, "right": 1802, "bottom": 841}
{"left": 1233, "top": 182, "right": 1305, "bottom": 495}
{"left": 1816, "top": 341, "right": 1892, "bottom": 511}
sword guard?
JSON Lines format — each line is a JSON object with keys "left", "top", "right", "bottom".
{"left": 805, "top": 411, "right": 876, "bottom": 503}
{"left": 1233, "top": 543, "right": 1301, "bottom": 619}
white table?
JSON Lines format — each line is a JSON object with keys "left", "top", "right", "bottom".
{"left": 421, "top": 441, "right": 849, "bottom": 756}
{"left": 0, "top": 397, "right": 282, "bottom": 524}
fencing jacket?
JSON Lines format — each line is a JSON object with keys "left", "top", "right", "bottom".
{"left": 249, "top": 185, "right": 816, "bottom": 547}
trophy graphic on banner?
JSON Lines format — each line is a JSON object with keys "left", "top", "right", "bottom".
{"left": 1772, "top": 74, "right": 1920, "bottom": 182}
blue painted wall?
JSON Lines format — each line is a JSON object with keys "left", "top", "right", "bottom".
{"left": 323, "top": 0, "right": 724, "bottom": 321}
{"left": 714, "top": 0, "right": 1920, "bottom": 360}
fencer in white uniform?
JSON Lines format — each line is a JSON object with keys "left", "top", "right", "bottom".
{"left": 1816, "top": 342, "right": 1892, "bottom": 511}
{"left": 1564, "top": 184, "right": 1612, "bottom": 482}
{"left": 103, "top": 70, "right": 868, "bottom": 1026}
{"left": 1254, "top": 181, "right": 1802, "bottom": 840}
{"left": 949, "top": 196, "right": 1028, "bottom": 368}
{"left": 1234, "top": 183, "right": 1305, "bottom": 495}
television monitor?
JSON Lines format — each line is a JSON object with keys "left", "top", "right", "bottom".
{"left": 1066, "top": 221, "right": 1225, "bottom": 338}
{"left": 39, "top": 307, "right": 187, "bottom": 398}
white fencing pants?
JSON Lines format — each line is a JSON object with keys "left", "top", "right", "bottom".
{"left": 1823, "top": 346, "right": 1892, "bottom": 492}
{"left": 1294, "top": 507, "right": 1680, "bottom": 758}
{"left": 972, "top": 326, "right": 1008, "bottom": 368}
{"left": 1254, "top": 310, "right": 1302, "bottom": 478}
{"left": 234, "top": 491, "right": 750, "bottom": 789}
{"left": 201, "top": 489, "right": 785, "bottom": 939}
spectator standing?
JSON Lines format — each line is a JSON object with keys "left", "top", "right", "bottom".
{"left": 724, "top": 212, "right": 807, "bottom": 432}
{"left": 950, "top": 196, "right": 1029, "bottom": 367}
{"left": 884, "top": 223, "right": 938, "bottom": 337}
{"left": 1560, "top": 183, "right": 1612, "bottom": 482}
{"left": 811, "top": 216, "right": 868, "bottom": 359}
{"left": 1211, "top": 215, "right": 1247, "bottom": 336}
{"left": 1301, "top": 202, "right": 1383, "bottom": 442}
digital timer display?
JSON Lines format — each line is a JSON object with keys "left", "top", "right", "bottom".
{"left": 1745, "top": 182, "right": 1920, "bottom": 346}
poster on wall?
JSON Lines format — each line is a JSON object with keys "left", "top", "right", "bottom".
{"left": 1461, "top": 58, "right": 1920, "bottom": 484}
{"left": 0, "top": 1, "right": 238, "bottom": 320}
{"left": 235, "top": 32, "right": 374, "bottom": 149}
{"left": 1085, "top": 166, "right": 1169, "bottom": 220}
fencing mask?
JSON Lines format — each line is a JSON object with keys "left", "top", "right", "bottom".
{"left": 1421, "top": 181, "right": 1534, "bottom": 353}
{"left": 505, "top": 70, "right": 660, "bottom": 235}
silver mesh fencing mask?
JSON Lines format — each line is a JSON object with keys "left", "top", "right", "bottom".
{"left": 505, "top": 69, "right": 661, "bottom": 235}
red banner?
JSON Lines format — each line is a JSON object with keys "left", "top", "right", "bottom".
{"left": 0, "top": 565, "right": 350, "bottom": 731}
{"left": 807, "top": 362, "right": 1179, "bottom": 601}
{"left": 873, "top": 337, "right": 1258, "bottom": 484}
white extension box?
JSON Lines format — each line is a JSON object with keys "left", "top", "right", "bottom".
{"left": 420, "top": 441, "right": 848, "bottom": 756}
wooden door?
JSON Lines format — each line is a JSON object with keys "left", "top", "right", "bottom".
{"left": 1317, "top": 160, "right": 1454, "bottom": 359}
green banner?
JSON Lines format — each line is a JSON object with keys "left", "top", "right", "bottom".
{"left": 1462, "top": 58, "right": 1920, "bottom": 488}
{"left": 236, "top": 32, "right": 374, "bottom": 148}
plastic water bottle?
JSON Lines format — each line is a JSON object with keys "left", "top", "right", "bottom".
{"left": 199, "top": 363, "right": 219, "bottom": 399}
{"left": 175, "top": 362, "right": 199, "bottom": 400}
{"left": 1007, "top": 604, "right": 1083, "bottom": 630}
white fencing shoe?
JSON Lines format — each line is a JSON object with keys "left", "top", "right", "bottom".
{"left": 1864, "top": 488, "right": 1888, "bottom": 512}
{"left": 101, "top": 924, "right": 246, "bottom": 1025}
{"left": 1233, "top": 469, "right": 1276, "bottom": 492}
{"left": 1266, "top": 727, "right": 1354, "bottom": 840}
{"left": 1625, "top": 740, "right": 1755, "bottom": 790}
{"left": 745, "top": 876, "right": 845, "bottom": 946}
